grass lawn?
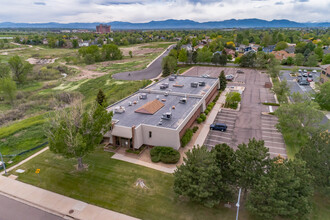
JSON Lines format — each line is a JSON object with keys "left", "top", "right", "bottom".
{"left": 12, "top": 148, "right": 251, "bottom": 220}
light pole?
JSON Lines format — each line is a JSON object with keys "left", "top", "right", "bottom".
{"left": 236, "top": 188, "right": 242, "bottom": 220}
{"left": 0, "top": 152, "right": 7, "bottom": 175}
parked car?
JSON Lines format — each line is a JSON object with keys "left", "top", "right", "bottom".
{"left": 308, "top": 72, "right": 313, "bottom": 77}
{"left": 237, "top": 70, "right": 244, "bottom": 74}
{"left": 307, "top": 77, "right": 313, "bottom": 82}
{"left": 226, "top": 74, "right": 234, "bottom": 81}
{"left": 303, "top": 72, "right": 308, "bottom": 77}
{"left": 312, "top": 70, "right": 317, "bottom": 74}
{"left": 210, "top": 123, "right": 227, "bottom": 131}
{"left": 303, "top": 69, "right": 307, "bottom": 73}
{"left": 202, "top": 74, "right": 210, "bottom": 78}
{"left": 299, "top": 80, "right": 310, "bottom": 85}
{"left": 298, "top": 69, "right": 302, "bottom": 73}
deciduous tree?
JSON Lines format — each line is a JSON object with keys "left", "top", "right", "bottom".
{"left": 314, "top": 81, "right": 330, "bottom": 111}
{"left": 8, "top": 55, "right": 32, "bottom": 84}
{"left": 0, "top": 77, "right": 16, "bottom": 105}
{"left": 46, "top": 101, "right": 113, "bottom": 170}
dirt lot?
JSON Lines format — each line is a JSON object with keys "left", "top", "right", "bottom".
{"left": 120, "top": 43, "right": 169, "bottom": 57}
{"left": 187, "top": 67, "right": 287, "bottom": 158}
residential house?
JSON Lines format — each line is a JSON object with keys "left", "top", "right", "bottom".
{"left": 285, "top": 46, "right": 296, "bottom": 54}
{"left": 320, "top": 65, "right": 330, "bottom": 84}
{"left": 263, "top": 45, "right": 276, "bottom": 53}
{"left": 78, "top": 41, "right": 90, "bottom": 47}
{"left": 181, "top": 44, "right": 193, "bottom": 52}
{"left": 224, "top": 48, "right": 236, "bottom": 57}
{"left": 42, "top": 39, "right": 48, "bottom": 45}
{"left": 271, "top": 50, "right": 296, "bottom": 60}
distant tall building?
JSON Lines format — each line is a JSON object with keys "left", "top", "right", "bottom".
{"left": 96, "top": 24, "right": 111, "bottom": 34}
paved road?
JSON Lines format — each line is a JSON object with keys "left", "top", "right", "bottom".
{"left": 0, "top": 194, "right": 63, "bottom": 220}
{"left": 112, "top": 45, "right": 175, "bottom": 80}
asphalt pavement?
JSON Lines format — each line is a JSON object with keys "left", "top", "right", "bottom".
{"left": 112, "top": 45, "right": 175, "bottom": 80}
{"left": 0, "top": 194, "right": 63, "bottom": 220}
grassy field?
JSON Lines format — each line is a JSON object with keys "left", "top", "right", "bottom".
{"left": 11, "top": 148, "right": 251, "bottom": 220}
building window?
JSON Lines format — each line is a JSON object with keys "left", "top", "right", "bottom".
{"left": 149, "top": 131, "right": 152, "bottom": 138}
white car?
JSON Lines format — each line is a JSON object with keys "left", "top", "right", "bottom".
{"left": 312, "top": 70, "right": 317, "bottom": 74}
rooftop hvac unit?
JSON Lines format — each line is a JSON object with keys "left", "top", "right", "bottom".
{"left": 161, "top": 112, "right": 172, "bottom": 120}
{"left": 199, "top": 81, "right": 205, "bottom": 86}
{"left": 139, "top": 93, "right": 147, "bottom": 99}
{"left": 158, "top": 119, "right": 163, "bottom": 125}
{"left": 169, "top": 77, "right": 175, "bottom": 81}
{"left": 114, "top": 106, "right": 125, "bottom": 114}
{"left": 179, "top": 98, "right": 187, "bottom": 104}
{"left": 156, "top": 95, "right": 160, "bottom": 100}
{"left": 128, "top": 101, "right": 132, "bottom": 106}
{"left": 164, "top": 92, "right": 169, "bottom": 96}
{"left": 160, "top": 83, "right": 169, "bottom": 89}
{"left": 191, "top": 82, "right": 198, "bottom": 88}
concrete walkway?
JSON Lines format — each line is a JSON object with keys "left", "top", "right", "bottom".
{"left": 111, "top": 153, "right": 176, "bottom": 174}
{"left": 0, "top": 175, "right": 139, "bottom": 220}
{"left": 194, "top": 89, "right": 229, "bottom": 147}
{"left": 1, "top": 147, "right": 49, "bottom": 175}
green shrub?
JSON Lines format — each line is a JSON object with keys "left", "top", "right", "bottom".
{"left": 181, "top": 128, "right": 193, "bottom": 147}
{"left": 196, "top": 117, "right": 203, "bottom": 124}
{"left": 207, "top": 106, "right": 212, "bottom": 111}
{"left": 204, "top": 110, "right": 209, "bottom": 115}
{"left": 262, "top": 102, "right": 280, "bottom": 106}
{"left": 200, "top": 113, "right": 206, "bottom": 121}
{"left": 192, "top": 126, "right": 199, "bottom": 133}
{"left": 150, "top": 146, "right": 180, "bottom": 164}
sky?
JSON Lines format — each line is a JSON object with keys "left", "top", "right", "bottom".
{"left": 0, "top": 0, "right": 329, "bottom": 23}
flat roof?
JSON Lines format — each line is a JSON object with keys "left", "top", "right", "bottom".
{"left": 108, "top": 75, "right": 218, "bottom": 130}
{"left": 110, "top": 93, "right": 201, "bottom": 129}
{"left": 146, "top": 75, "right": 217, "bottom": 95}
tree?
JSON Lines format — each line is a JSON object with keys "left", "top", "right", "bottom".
{"left": 219, "top": 70, "right": 227, "bottom": 91}
{"left": 219, "top": 54, "right": 227, "bottom": 66}
{"left": 192, "top": 51, "right": 198, "bottom": 64}
{"left": 211, "top": 53, "right": 220, "bottom": 65}
{"left": 211, "top": 144, "right": 236, "bottom": 201}
{"left": 247, "top": 158, "right": 313, "bottom": 220}
{"left": 306, "top": 52, "right": 318, "bottom": 67}
{"left": 102, "top": 44, "right": 123, "bottom": 61}
{"left": 266, "top": 56, "right": 281, "bottom": 78}
{"left": 240, "top": 52, "right": 256, "bottom": 67}
{"left": 314, "top": 46, "right": 324, "bottom": 60}
{"left": 0, "top": 77, "right": 16, "bottom": 105}
{"left": 0, "top": 62, "right": 11, "bottom": 79}
{"left": 275, "top": 102, "right": 324, "bottom": 150}
{"left": 161, "top": 56, "right": 177, "bottom": 75}
{"left": 129, "top": 50, "right": 133, "bottom": 58}
{"left": 72, "top": 39, "right": 78, "bottom": 48}
{"left": 225, "top": 92, "right": 241, "bottom": 109}
{"left": 255, "top": 51, "right": 268, "bottom": 69}
{"left": 321, "top": 53, "right": 330, "bottom": 64}
{"left": 96, "top": 89, "right": 106, "bottom": 106}
{"left": 294, "top": 53, "right": 304, "bottom": 66}
{"left": 234, "top": 138, "right": 270, "bottom": 200}
{"left": 314, "top": 81, "right": 330, "bottom": 111}
{"left": 297, "top": 130, "right": 330, "bottom": 194}
{"left": 173, "top": 146, "right": 221, "bottom": 207}
{"left": 197, "top": 47, "right": 213, "bottom": 63}
{"left": 286, "top": 56, "right": 294, "bottom": 65}
{"left": 47, "top": 101, "right": 113, "bottom": 170}
{"left": 273, "top": 79, "right": 290, "bottom": 103}
{"left": 178, "top": 49, "right": 187, "bottom": 63}
{"left": 274, "top": 41, "right": 288, "bottom": 51}
{"left": 162, "top": 61, "right": 171, "bottom": 76}
{"left": 8, "top": 55, "right": 32, "bottom": 84}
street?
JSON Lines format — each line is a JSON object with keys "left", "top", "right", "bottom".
{"left": 0, "top": 194, "right": 63, "bottom": 220}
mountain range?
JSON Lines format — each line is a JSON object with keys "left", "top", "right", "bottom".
{"left": 0, "top": 19, "right": 329, "bottom": 29}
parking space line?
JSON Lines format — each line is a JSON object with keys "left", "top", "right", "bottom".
{"left": 262, "top": 135, "right": 283, "bottom": 140}
{"left": 261, "top": 121, "right": 277, "bottom": 125}
{"left": 264, "top": 140, "right": 284, "bottom": 145}
{"left": 214, "top": 118, "right": 236, "bottom": 123}
{"left": 216, "top": 116, "right": 237, "bottom": 120}
{"left": 208, "top": 134, "right": 232, "bottom": 140}
{"left": 262, "top": 131, "right": 282, "bottom": 135}
{"left": 262, "top": 127, "right": 279, "bottom": 131}
{"left": 206, "top": 139, "right": 232, "bottom": 145}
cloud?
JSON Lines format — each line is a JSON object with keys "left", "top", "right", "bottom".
{"left": 0, "top": 0, "right": 328, "bottom": 23}
{"left": 34, "top": 1, "right": 46, "bottom": 5}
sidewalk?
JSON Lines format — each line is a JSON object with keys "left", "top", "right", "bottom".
{"left": 194, "top": 89, "right": 229, "bottom": 147}
{"left": 111, "top": 153, "right": 176, "bottom": 173}
{"left": 0, "top": 175, "right": 139, "bottom": 220}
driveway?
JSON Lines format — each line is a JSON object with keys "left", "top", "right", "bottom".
{"left": 198, "top": 68, "right": 287, "bottom": 158}
{"left": 112, "top": 45, "right": 175, "bottom": 80}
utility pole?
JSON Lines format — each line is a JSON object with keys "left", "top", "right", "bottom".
{"left": 0, "top": 152, "right": 7, "bottom": 175}
{"left": 236, "top": 188, "right": 242, "bottom": 220}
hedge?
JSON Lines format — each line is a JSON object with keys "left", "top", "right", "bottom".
{"left": 150, "top": 146, "right": 180, "bottom": 164}
{"left": 204, "top": 109, "right": 209, "bottom": 115}
{"left": 200, "top": 113, "right": 206, "bottom": 121}
{"left": 193, "top": 126, "right": 199, "bottom": 133}
{"left": 181, "top": 128, "right": 193, "bottom": 147}
{"left": 196, "top": 117, "right": 203, "bottom": 124}
{"left": 262, "top": 102, "right": 280, "bottom": 106}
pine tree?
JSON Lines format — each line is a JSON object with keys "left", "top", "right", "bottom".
{"left": 96, "top": 89, "right": 106, "bottom": 106}
{"left": 219, "top": 70, "right": 227, "bottom": 91}
{"left": 162, "top": 61, "right": 171, "bottom": 76}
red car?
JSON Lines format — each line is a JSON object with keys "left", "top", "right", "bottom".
{"left": 307, "top": 77, "right": 313, "bottom": 82}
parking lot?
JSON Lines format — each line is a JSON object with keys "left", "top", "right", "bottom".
{"left": 187, "top": 67, "right": 287, "bottom": 158}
